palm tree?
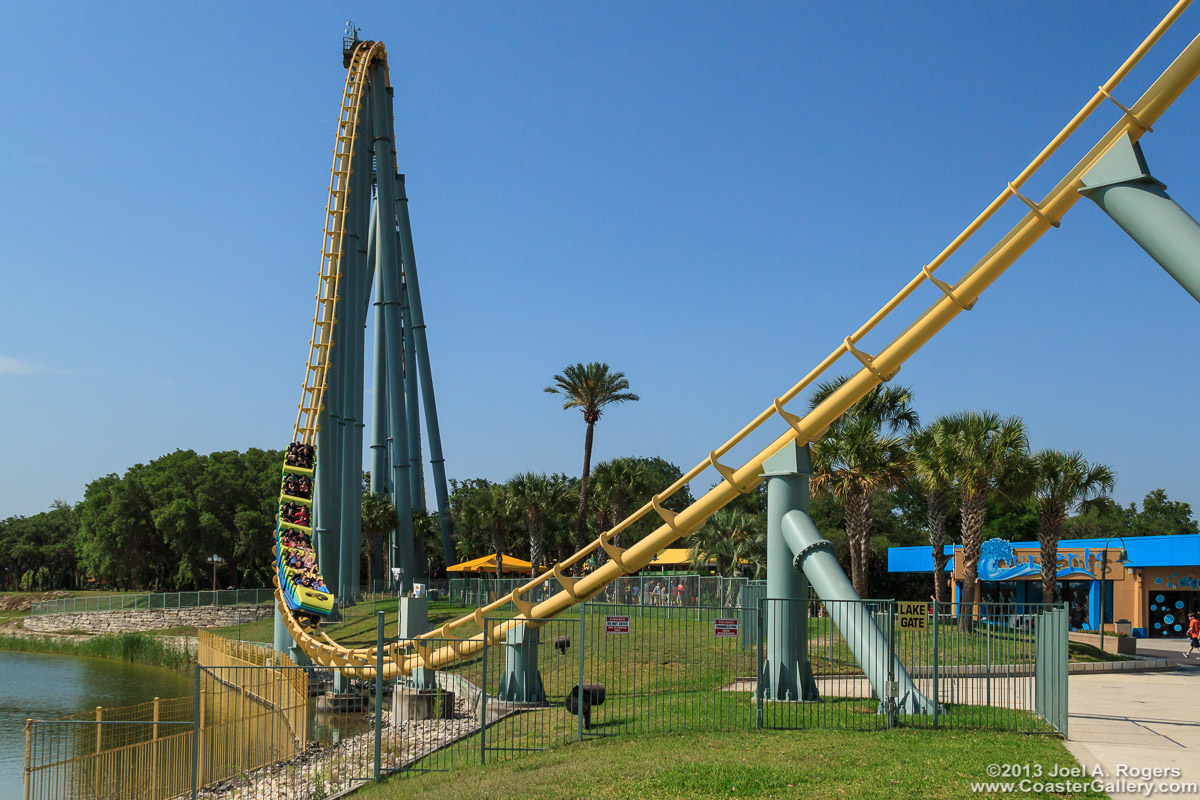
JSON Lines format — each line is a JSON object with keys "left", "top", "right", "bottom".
{"left": 808, "top": 378, "right": 919, "bottom": 598}
{"left": 909, "top": 421, "right": 960, "bottom": 604}
{"left": 1032, "top": 450, "right": 1116, "bottom": 605}
{"left": 590, "top": 457, "right": 645, "bottom": 547}
{"left": 507, "top": 472, "right": 570, "bottom": 577}
{"left": 478, "top": 484, "right": 515, "bottom": 572}
{"left": 687, "top": 508, "right": 763, "bottom": 605}
{"left": 360, "top": 492, "right": 396, "bottom": 592}
{"left": 942, "top": 411, "right": 1029, "bottom": 630}
{"left": 545, "top": 363, "right": 639, "bottom": 566}
{"left": 448, "top": 478, "right": 493, "bottom": 564}
{"left": 413, "top": 512, "right": 443, "bottom": 577}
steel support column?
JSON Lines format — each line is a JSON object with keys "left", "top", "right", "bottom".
{"left": 401, "top": 262, "right": 424, "bottom": 515}
{"left": 497, "top": 622, "right": 547, "bottom": 704}
{"left": 368, "top": 200, "right": 391, "bottom": 593}
{"left": 346, "top": 100, "right": 374, "bottom": 599}
{"left": 314, "top": 348, "right": 341, "bottom": 602}
{"left": 273, "top": 604, "right": 290, "bottom": 655}
{"left": 1080, "top": 133, "right": 1200, "bottom": 303}
{"left": 401, "top": 254, "right": 427, "bottom": 584}
{"left": 339, "top": 185, "right": 363, "bottom": 603}
{"left": 760, "top": 444, "right": 818, "bottom": 702}
{"left": 395, "top": 173, "right": 456, "bottom": 570}
{"left": 371, "top": 75, "right": 416, "bottom": 592}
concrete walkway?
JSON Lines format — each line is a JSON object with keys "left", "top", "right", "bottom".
{"left": 1067, "top": 639, "right": 1200, "bottom": 799}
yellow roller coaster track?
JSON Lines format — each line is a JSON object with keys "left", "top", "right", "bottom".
{"left": 275, "top": 4, "right": 1200, "bottom": 678}
{"left": 293, "top": 40, "right": 389, "bottom": 447}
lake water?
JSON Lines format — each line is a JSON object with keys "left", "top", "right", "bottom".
{"left": 0, "top": 650, "right": 194, "bottom": 800}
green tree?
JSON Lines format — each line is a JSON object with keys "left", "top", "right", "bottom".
{"left": 1031, "top": 450, "right": 1116, "bottom": 605}
{"left": 74, "top": 448, "right": 282, "bottom": 591}
{"left": 0, "top": 502, "right": 81, "bottom": 591}
{"left": 1131, "top": 489, "right": 1198, "bottom": 537}
{"left": 450, "top": 480, "right": 516, "bottom": 574}
{"left": 449, "top": 478, "right": 494, "bottom": 562}
{"left": 76, "top": 471, "right": 164, "bottom": 589}
{"left": 508, "top": 472, "right": 570, "bottom": 576}
{"left": 545, "top": 363, "right": 639, "bottom": 568}
{"left": 361, "top": 492, "right": 396, "bottom": 590}
{"left": 687, "top": 508, "right": 765, "bottom": 604}
{"left": 590, "top": 456, "right": 692, "bottom": 550}
{"left": 414, "top": 512, "right": 445, "bottom": 577}
{"left": 808, "top": 378, "right": 919, "bottom": 598}
{"left": 590, "top": 458, "right": 643, "bottom": 547}
{"left": 1062, "top": 496, "right": 1130, "bottom": 541}
{"left": 909, "top": 421, "right": 958, "bottom": 603}
{"left": 942, "top": 411, "right": 1029, "bottom": 630}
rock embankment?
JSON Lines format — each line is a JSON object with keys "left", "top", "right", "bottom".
{"left": 198, "top": 696, "right": 485, "bottom": 800}
{"left": 0, "top": 591, "right": 71, "bottom": 612}
{"left": 23, "top": 605, "right": 272, "bottom": 634}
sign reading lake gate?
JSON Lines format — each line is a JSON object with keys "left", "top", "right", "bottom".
{"left": 605, "top": 615, "right": 630, "bottom": 634}
{"left": 897, "top": 601, "right": 928, "bottom": 631}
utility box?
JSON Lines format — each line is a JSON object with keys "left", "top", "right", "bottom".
{"left": 399, "top": 596, "right": 429, "bottom": 640}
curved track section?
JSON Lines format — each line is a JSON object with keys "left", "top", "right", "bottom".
{"left": 276, "top": 8, "right": 1200, "bottom": 678}
{"left": 273, "top": 41, "right": 386, "bottom": 647}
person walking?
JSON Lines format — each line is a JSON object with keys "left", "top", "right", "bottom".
{"left": 1184, "top": 612, "right": 1200, "bottom": 659}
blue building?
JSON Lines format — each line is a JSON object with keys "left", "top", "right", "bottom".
{"left": 887, "top": 534, "right": 1200, "bottom": 637}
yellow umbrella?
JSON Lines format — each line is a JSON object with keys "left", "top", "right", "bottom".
{"left": 446, "top": 553, "right": 534, "bottom": 574}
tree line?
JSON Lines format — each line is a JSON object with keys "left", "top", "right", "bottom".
{"left": 2, "top": 361, "right": 1195, "bottom": 597}
{"left": 2, "top": 449, "right": 282, "bottom": 591}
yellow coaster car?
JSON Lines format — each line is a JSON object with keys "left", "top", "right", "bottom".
{"left": 277, "top": 446, "right": 334, "bottom": 616}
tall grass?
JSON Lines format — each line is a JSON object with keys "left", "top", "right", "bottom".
{"left": 0, "top": 632, "right": 192, "bottom": 669}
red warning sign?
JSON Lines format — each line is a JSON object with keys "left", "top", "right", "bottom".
{"left": 713, "top": 618, "right": 739, "bottom": 637}
{"left": 605, "top": 615, "right": 630, "bottom": 634}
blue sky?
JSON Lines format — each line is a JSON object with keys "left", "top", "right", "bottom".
{"left": 2, "top": 2, "right": 1199, "bottom": 519}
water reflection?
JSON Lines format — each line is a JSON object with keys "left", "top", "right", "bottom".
{"left": 0, "top": 651, "right": 193, "bottom": 800}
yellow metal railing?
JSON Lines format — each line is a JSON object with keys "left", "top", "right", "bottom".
{"left": 276, "top": 3, "right": 1200, "bottom": 678}
{"left": 294, "top": 40, "right": 387, "bottom": 445}
{"left": 196, "top": 631, "right": 309, "bottom": 752}
{"left": 24, "top": 635, "right": 308, "bottom": 800}
{"left": 25, "top": 699, "right": 194, "bottom": 800}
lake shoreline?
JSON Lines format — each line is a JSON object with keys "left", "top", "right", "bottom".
{"left": 0, "top": 630, "right": 195, "bottom": 670}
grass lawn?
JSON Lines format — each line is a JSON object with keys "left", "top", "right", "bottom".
{"left": 1067, "top": 641, "right": 1131, "bottom": 663}
{"left": 356, "top": 728, "right": 1101, "bottom": 800}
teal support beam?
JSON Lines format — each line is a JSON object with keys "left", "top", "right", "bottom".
{"left": 410, "top": 665, "right": 437, "bottom": 691}
{"left": 339, "top": 192, "right": 362, "bottom": 603}
{"left": 273, "top": 604, "right": 290, "bottom": 654}
{"left": 760, "top": 444, "right": 818, "bottom": 702}
{"left": 401, "top": 260, "right": 428, "bottom": 584}
{"left": 368, "top": 200, "right": 391, "bottom": 593}
{"left": 371, "top": 74, "right": 416, "bottom": 593}
{"left": 401, "top": 270, "right": 424, "bottom": 515}
{"left": 779, "top": 506, "right": 936, "bottom": 715}
{"left": 395, "top": 173, "right": 456, "bottom": 571}
{"left": 1080, "top": 133, "right": 1200, "bottom": 303}
{"left": 274, "top": 603, "right": 311, "bottom": 665}
{"left": 761, "top": 442, "right": 935, "bottom": 715}
{"left": 314, "top": 372, "right": 340, "bottom": 604}
{"left": 398, "top": 234, "right": 427, "bottom": 584}
{"left": 497, "top": 622, "right": 547, "bottom": 704}
{"left": 346, "top": 103, "right": 374, "bottom": 599}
